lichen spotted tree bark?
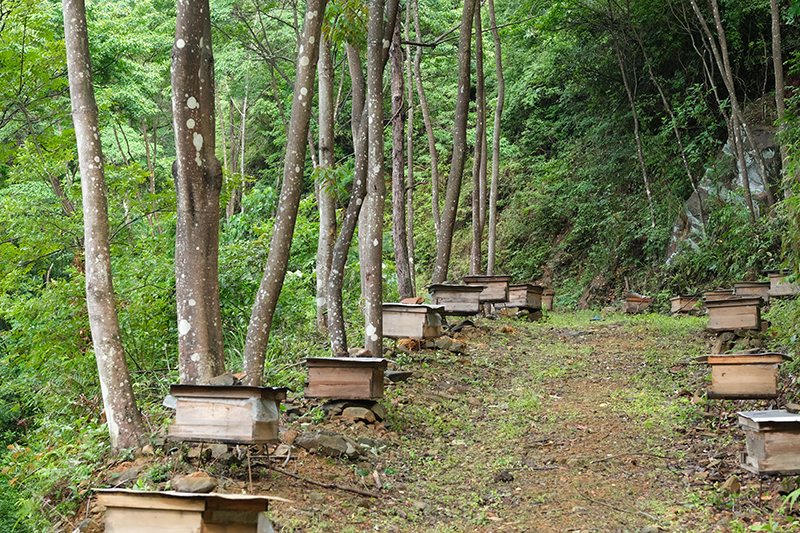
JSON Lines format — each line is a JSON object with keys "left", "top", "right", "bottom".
{"left": 63, "top": 0, "right": 146, "bottom": 452}
{"left": 171, "top": 0, "right": 225, "bottom": 384}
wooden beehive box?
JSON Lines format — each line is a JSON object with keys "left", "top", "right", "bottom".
{"left": 426, "top": 283, "right": 485, "bottom": 315}
{"left": 542, "top": 290, "right": 555, "bottom": 311}
{"left": 96, "top": 488, "right": 285, "bottom": 533}
{"left": 305, "top": 357, "right": 388, "bottom": 400}
{"left": 734, "top": 282, "right": 771, "bottom": 304}
{"left": 704, "top": 289, "right": 734, "bottom": 302}
{"left": 738, "top": 410, "right": 800, "bottom": 475}
{"left": 767, "top": 270, "right": 799, "bottom": 297}
{"left": 623, "top": 293, "right": 652, "bottom": 314}
{"left": 670, "top": 294, "right": 701, "bottom": 314}
{"left": 703, "top": 353, "right": 789, "bottom": 399}
{"left": 706, "top": 297, "right": 762, "bottom": 332}
{"left": 382, "top": 303, "right": 444, "bottom": 339}
{"left": 505, "top": 284, "right": 543, "bottom": 310}
{"left": 168, "top": 385, "right": 287, "bottom": 445}
{"left": 463, "top": 275, "right": 512, "bottom": 303}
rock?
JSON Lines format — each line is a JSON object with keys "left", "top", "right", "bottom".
{"left": 424, "top": 341, "right": 436, "bottom": 349}
{"left": 282, "top": 429, "right": 299, "bottom": 444}
{"left": 162, "top": 395, "right": 177, "bottom": 409}
{"left": 73, "top": 518, "right": 102, "bottom": 533}
{"left": 309, "top": 491, "right": 326, "bottom": 503}
{"left": 348, "top": 347, "right": 373, "bottom": 358}
{"left": 601, "top": 306, "right": 617, "bottom": 316}
{"left": 343, "top": 407, "right": 377, "bottom": 423}
{"left": 449, "top": 320, "right": 474, "bottom": 333}
{"left": 385, "top": 370, "right": 413, "bottom": 383}
{"left": 172, "top": 471, "right": 218, "bottom": 493}
{"left": 284, "top": 404, "right": 302, "bottom": 418}
{"left": 136, "top": 445, "right": 155, "bottom": 457}
{"left": 273, "top": 443, "right": 292, "bottom": 457}
{"left": 411, "top": 499, "right": 428, "bottom": 511}
{"left": 734, "top": 329, "right": 751, "bottom": 338}
{"left": 187, "top": 446, "right": 211, "bottom": 461}
{"left": 151, "top": 426, "right": 167, "bottom": 446}
{"left": 435, "top": 337, "right": 453, "bottom": 350}
{"left": 400, "top": 296, "right": 425, "bottom": 304}
{"left": 466, "top": 397, "right": 482, "bottom": 407}
{"left": 209, "top": 372, "right": 239, "bottom": 386}
{"left": 713, "top": 332, "right": 736, "bottom": 354}
{"left": 367, "top": 402, "right": 388, "bottom": 421}
{"left": 355, "top": 498, "right": 372, "bottom": 509}
{"left": 720, "top": 475, "right": 741, "bottom": 495}
{"left": 295, "top": 431, "right": 361, "bottom": 460}
{"left": 449, "top": 341, "right": 465, "bottom": 353}
{"left": 322, "top": 401, "right": 346, "bottom": 417}
{"left": 209, "top": 443, "right": 228, "bottom": 459}
{"left": 493, "top": 470, "right": 514, "bottom": 482}
{"left": 108, "top": 465, "right": 145, "bottom": 486}
{"left": 527, "top": 310, "right": 544, "bottom": 322}
{"left": 356, "top": 437, "right": 376, "bottom": 449}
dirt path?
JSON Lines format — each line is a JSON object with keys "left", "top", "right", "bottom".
{"left": 91, "top": 312, "right": 797, "bottom": 532}
{"left": 256, "top": 312, "right": 782, "bottom": 532}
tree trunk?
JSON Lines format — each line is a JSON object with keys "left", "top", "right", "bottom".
{"left": 486, "top": 0, "right": 503, "bottom": 275}
{"left": 412, "top": 0, "right": 441, "bottom": 234}
{"left": 243, "top": 0, "right": 327, "bottom": 385}
{"left": 689, "top": 0, "right": 757, "bottom": 222}
{"left": 431, "top": 0, "right": 477, "bottom": 284}
{"left": 608, "top": 9, "right": 655, "bottom": 228}
{"left": 391, "top": 15, "right": 413, "bottom": 300}
{"left": 405, "top": 3, "right": 417, "bottom": 291}
{"left": 362, "top": 0, "right": 388, "bottom": 356}
{"left": 172, "top": 0, "right": 225, "bottom": 384}
{"left": 326, "top": 43, "right": 368, "bottom": 355}
{"left": 63, "top": 0, "right": 146, "bottom": 452}
{"left": 771, "top": 0, "right": 789, "bottom": 196}
{"left": 470, "top": 2, "right": 486, "bottom": 275}
{"left": 316, "top": 36, "right": 337, "bottom": 333}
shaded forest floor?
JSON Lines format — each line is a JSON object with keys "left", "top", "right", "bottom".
{"left": 81, "top": 311, "right": 800, "bottom": 532}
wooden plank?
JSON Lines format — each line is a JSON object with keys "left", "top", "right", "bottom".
{"left": 704, "top": 289, "right": 734, "bottom": 302}
{"left": 105, "top": 508, "right": 203, "bottom": 533}
{"left": 98, "top": 492, "right": 206, "bottom": 512}
{"left": 707, "top": 355, "right": 785, "bottom": 365}
{"left": 170, "top": 385, "right": 287, "bottom": 402}
{"left": 709, "top": 363, "right": 778, "bottom": 398}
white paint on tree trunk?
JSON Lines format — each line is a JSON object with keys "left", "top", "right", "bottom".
{"left": 177, "top": 38, "right": 186, "bottom": 48}
{"left": 189, "top": 299, "right": 196, "bottom": 306}
{"left": 187, "top": 96, "right": 198, "bottom": 109}
{"left": 179, "top": 319, "right": 191, "bottom": 335}
{"left": 186, "top": 118, "right": 195, "bottom": 128}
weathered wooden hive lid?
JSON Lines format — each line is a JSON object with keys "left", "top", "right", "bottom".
{"left": 509, "top": 283, "right": 544, "bottom": 293}
{"left": 738, "top": 410, "right": 800, "bottom": 427}
{"left": 705, "top": 296, "right": 763, "bottom": 308}
{"left": 542, "top": 289, "right": 555, "bottom": 295}
{"left": 763, "top": 268, "right": 791, "bottom": 275}
{"left": 169, "top": 384, "right": 288, "bottom": 400}
{"left": 697, "top": 352, "right": 791, "bottom": 364}
{"left": 425, "top": 283, "right": 486, "bottom": 292}
{"left": 462, "top": 274, "right": 512, "bottom": 283}
{"left": 381, "top": 302, "right": 445, "bottom": 313}
{"left": 670, "top": 294, "right": 701, "bottom": 300}
{"left": 95, "top": 487, "right": 292, "bottom": 505}
{"left": 734, "top": 281, "right": 771, "bottom": 288}
{"left": 304, "top": 357, "right": 389, "bottom": 368}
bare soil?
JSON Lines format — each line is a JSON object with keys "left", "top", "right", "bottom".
{"left": 86, "top": 312, "right": 800, "bottom": 532}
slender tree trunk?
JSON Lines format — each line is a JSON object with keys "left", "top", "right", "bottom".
{"left": 405, "top": 5, "right": 416, "bottom": 292}
{"left": 689, "top": 0, "right": 757, "bottom": 222}
{"left": 63, "top": 0, "right": 146, "bottom": 452}
{"left": 243, "top": 0, "right": 328, "bottom": 385}
{"left": 363, "top": 0, "right": 388, "bottom": 356}
{"left": 431, "top": 0, "right": 478, "bottom": 284}
{"left": 316, "top": 36, "right": 336, "bottom": 333}
{"left": 470, "top": 2, "right": 486, "bottom": 275}
{"left": 486, "top": 0, "right": 503, "bottom": 275}
{"left": 771, "top": 0, "right": 789, "bottom": 196}
{"left": 412, "top": 0, "right": 441, "bottom": 234}
{"left": 608, "top": 9, "right": 655, "bottom": 228}
{"left": 227, "top": 79, "right": 247, "bottom": 220}
{"left": 326, "top": 43, "right": 368, "bottom": 355}
{"left": 172, "top": 0, "right": 225, "bottom": 384}
{"left": 391, "top": 16, "right": 413, "bottom": 299}
{"left": 626, "top": 9, "right": 706, "bottom": 235}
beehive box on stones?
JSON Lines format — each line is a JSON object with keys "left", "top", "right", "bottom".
{"left": 426, "top": 283, "right": 485, "bottom": 316}
{"left": 734, "top": 282, "right": 771, "bottom": 304}
{"left": 704, "top": 353, "right": 788, "bottom": 399}
{"left": 706, "top": 297, "right": 762, "bottom": 332}
{"left": 305, "top": 357, "right": 388, "bottom": 400}
{"left": 738, "top": 410, "right": 800, "bottom": 475}
{"left": 670, "top": 294, "right": 701, "bottom": 314}
{"left": 462, "top": 275, "right": 512, "bottom": 303}
{"left": 167, "top": 385, "right": 287, "bottom": 445}
{"left": 382, "top": 303, "right": 444, "bottom": 339}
